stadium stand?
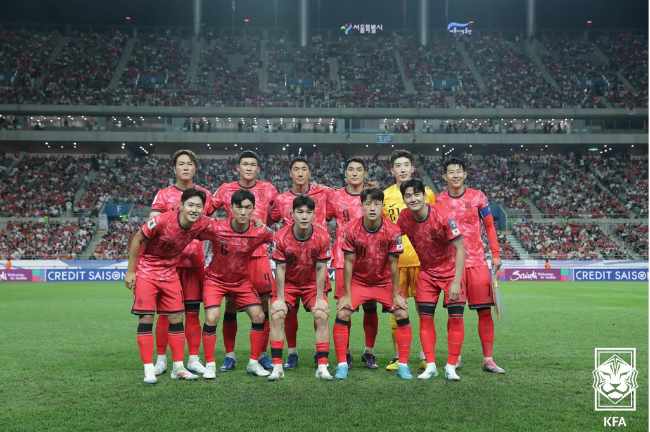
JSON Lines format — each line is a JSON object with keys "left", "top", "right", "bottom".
{"left": 615, "top": 223, "right": 649, "bottom": 259}
{"left": 0, "top": 219, "right": 96, "bottom": 259}
{"left": 92, "top": 221, "right": 139, "bottom": 260}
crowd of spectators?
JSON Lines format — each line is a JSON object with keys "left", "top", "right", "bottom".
{"left": 92, "top": 221, "right": 139, "bottom": 259}
{"left": 597, "top": 33, "right": 648, "bottom": 98}
{"left": 0, "top": 219, "right": 96, "bottom": 259}
{"left": 512, "top": 222, "right": 625, "bottom": 259}
{"left": 591, "top": 156, "right": 649, "bottom": 216}
{"left": 615, "top": 224, "right": 649, "bottom": 259}
{"left": 0, "top": 155, "right": 91, "bottom": 217}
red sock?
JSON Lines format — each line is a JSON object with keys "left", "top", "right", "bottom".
{"left": 447, "top": 309, "right": 465, "bottom": 365}
{"left": 250, "top": 322, "right": 266, "bottom": 360}
{"left": 333, "top": 319, "right": 350, "bottom": 364}
{"left": 185, "top": 312, "right": 201, "bottom": 356}
{"left": 477, "top": 309, "right": 494, "bottom": 358}
{"left": 363, "top": 308, "right": 378, "bottom": 349}
{"left": 347, "top": 316, "right": 352, "bottom": 350}
{"left": 155, "top": 315, "right": 169, "bottom": 356}
{"left": 262, "top": 313, "right": 270, "bottom": 355}
{"left": 285, "top": 307, "right": 299, "bottom": 349}
{"left": 168, "top": 322, "right": 186, "bottom": 363}
{"left": 137, "top": 323, "right": 154, "bottom": 364}
{"left": 270, "top": 340, "right": 284, "bottom": 365}
{"left": 395, "top": 318, "right": 412, "bottom": 364}
{"left": 222, "top": 312, "right": 237, "bottom": 353}
{"left": 202, "top": 324, "right": 217, "bottom": 363}
{"left": 316, "top": 342, "right": 330, "bottom": 365}
{"left": 419, "top": 314, "right": 436, "bottom": 363}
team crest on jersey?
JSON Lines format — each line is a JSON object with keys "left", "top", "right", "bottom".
{"left": 147, "top": 219, "right": 157, "bottom": 229}
{"left": 449, "top": 219, "right": 460, "bottom": 236}
{"left": 464, "top": 201, "right": 472, "bottom": 211}
{"left": 257, "top": 191, "right": 266, "bottom": 202}
{"left": 396, "top": 235, "right": 403, "bottom": 251}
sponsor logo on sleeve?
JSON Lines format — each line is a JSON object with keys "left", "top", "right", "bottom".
{"left": 147, "top": 219, "right": 157, "bottom": 229}
{"left": 449, "top": 219, "right": 460, "bottom": 236}
{"left": 396, "top": 235, "right": 403, "bottom": 251}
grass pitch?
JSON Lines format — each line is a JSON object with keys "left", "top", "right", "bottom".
{"left": 0, "top": 281, "right": 647, "bottom": 431}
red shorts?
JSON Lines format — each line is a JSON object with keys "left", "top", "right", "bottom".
{"left": 131, "top": 276, "right": 184, "bottom": 316}
{"left": 203, "top": 278, "right": 261, "bottom": 312}
{"left": 248, "top": 256, "right": 275, "bottom": 298}
{"left": 464, "top": 265, "right": 495, "bottom": 309}
{"left": 334, "top": 268, "right": 344, "bottom": 299}
{"left": 177, "top": 266, "right": 204, "bottom": 304}
{"left": 272, "top": 283, "right": 327, "bottom": 312}
{"left": 416, "top": 271, "right": 467, "bottom": 308}
{"left": 343, "top": 280, "right": 406, "bottom": 313}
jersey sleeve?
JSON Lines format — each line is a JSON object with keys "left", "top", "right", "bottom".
{"left": 197, "top": 222, "right": 216, "bottom": 241}
{"left": 271, "top": 233, "right": 286, "bottom": 262}
{"left": 203, "top": 190, "right": 216, "bottom": 216}
{"left": 140, "top": 215, "right": 160, "bottom": 239}
{"left": 388, "top": 226, "right": 404, "bottom": 256}
{"left": 478, "top": 191, "right": 491, "bottom": 218}
{"left": 478, "top": 191, "right": 500, "bottom": 258}
{"left": 211, "top": 186, "right": 225, "bottom": 211}
{"left": 317, "top": 235, "right": 331, "bottom": 262}
{"left": 425, "top": 187, "right": 436, "bottom": 205}
{"left": 342, "top": 226, "right": 355, "bottom": 254}
{"left": 268, "top": 199, "right": 282, "bottom": 223}
{"left": 442, "top": 213, "right": 462, "bottom": 241}
{"left": 263, "top": 226, "right": 275, "bottom": 244}
{"left": 326, "top": 193, "right": 336, "bottom": 221}
{"left": 396, "top": 211, "right": 407, "bottom": 235}
{"left": 150, "top": 189, "right": 165, "bottom": 213}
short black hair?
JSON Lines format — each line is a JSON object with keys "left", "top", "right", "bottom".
{"left": 172, "top": 149, "right": 198, "bottom": 167}
{"left": 399, "top": 178, "right": 426, "bottom": 197}
{"left": 238, "top": 150, "right": 259, "bottom": 164}
{"left": 180, "top": 188, "right": 206, "bottom": 205}
{"left": 360, "top": 187, "right": 384, "bottom": 203}
{"left": 290, "top": 156, "right": 311, "bottom": 170}
{"left": 231, "top": 189, "right": 255, "bottom": 206}
{"left": 443, "top": 157, "right": 466, "bottom": 173}
{"left": 292, "top": 195, "right": 315, "bottom": 211}
{"left": 345, "top": 157, "right": 366, "bottom": 171}
{"left": 389, "top": 149, "right": 413, "bottom": 167}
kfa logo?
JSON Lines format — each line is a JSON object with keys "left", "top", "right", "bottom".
{"left": 593, "top": 348, "right": 637, "bottom": 411}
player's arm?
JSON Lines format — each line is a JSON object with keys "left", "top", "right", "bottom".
{"left": 267, "top": 200, "right": 282, "bottom": 225}
{"left": 147, "top": 210, "right": 161, "bottom": 221}
{"left": 390, "top": 254, "right": 407, "bottom": 310}
{"left": 479, "top": 204, "right": 502, "bottom": 271}
{"left": 124, "top": 230, "right": 146, "bottom": 290}
{"left": 269, "top": 262, "right": 288, "bottom": 316}
{"left": 313, "top": 261, "right": 330, "bottom": 314}
{"left": 449, "top": 236, "right": 466, "bottom": 301}
{"left": 338, "top": 252, "right": 354, "bottom": 311}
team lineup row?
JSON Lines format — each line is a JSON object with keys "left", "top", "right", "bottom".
{"left": 125, "top": 149, "right": 505, "bottom": 383}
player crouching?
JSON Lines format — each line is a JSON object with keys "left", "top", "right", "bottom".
{"left": 334, "top": 188, "right": 413, "bottom": 380}
{"left": 268, "top": 195, "right": 333, "bottom": 381}
{"left": 125, "top": 189, "right": 213, "bottom": 384}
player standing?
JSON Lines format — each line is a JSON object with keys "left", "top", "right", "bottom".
{"left": 198, "top": 189, "right": 275, "bottom": 379}
{"left": 125, "top": 189, "right": 212, "bottom": 383}
{"left": 382, "top": 149, "right": 436, "bottom": 371}
{"left": 326, "top": 157, "right": 379, "bottom": 369}
{"left": 268, "top": 156, "right": 332, "bottom": 369}
{"left": 435, "top": 158, "right": 505, "bottom": 374}
{"left": 148, "top": 150, "right": 214, "bottom": 376}
{"left": 333, "top": 188, "right": 413, "bottom": 380}
{"left": 398, "top": 179, "right": 467, "bottom": 381}
{"left": 268, "top": 195, "right": 333, "bottom": 381}
{"left": 212, "top": 151, "right": 279, "bottom": 372}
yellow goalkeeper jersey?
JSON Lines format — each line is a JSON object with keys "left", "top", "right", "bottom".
{"left": 382, "top": 183, "right": 436, "bottom": 268}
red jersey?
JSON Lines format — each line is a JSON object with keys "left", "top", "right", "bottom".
{"left": 269, "top": 185, "right": 331, "bottom": 227}
{"left": 136, "top": 212, "right": 213, "bottom": 281}
{"left": 199, "top": 219, "right": 274, "bottom": 287}
{"left": 342, "top": 217, "right": 403, "bottom": 288}
{"left": 326, "top": 187, "right": 363, "bottom": 269}
{"left": 212, "top": 180, "right": 278, "bottom": 258}
{"left": 435, "top": 188, "right": 492, "bottom": 268}
{"left": 150, "top": 184, "right": 214, "bottom": 268}
{"left": 397, "top": 204, "right": 462, "bottom": 279}
{"left": 271, "top": 224, "right": 331, "bottom": 288}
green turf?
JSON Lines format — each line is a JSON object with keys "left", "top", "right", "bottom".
{"left": 0, "top": 281, "right": 647, "bottom": 431}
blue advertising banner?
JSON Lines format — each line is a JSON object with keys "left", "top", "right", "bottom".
{"left": 44, "top": 269, "right": 126, "bottom": 282}
{"left": 579, "top": 78, "right": 605, "bottom": 88}
{"left": 137, "top": 75, "right": 167, "bottom": 85}
{"left": 430, "top": 78, "right": 459, "bottom": 90}
{"left": 0, "top": 72, "right": 13, "bottom": 83}
{"left": 286, "top": 77, "right": 314, "bottom": 88}
{"left": 103, "top": 203, "right": 132, "bottom": 217}
{"left": 573, "top": 268, "right": 648, "bottom": 282}
{"left": 377, "top": 134, "right": 394, "bottom": 143}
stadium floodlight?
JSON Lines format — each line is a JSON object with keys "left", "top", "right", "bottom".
{"left": 631, "top": 145, "right": 635, "bottom": 148}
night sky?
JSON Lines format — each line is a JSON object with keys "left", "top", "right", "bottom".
{"left": 1, "top": 0, "right": 647, "bottom": 32}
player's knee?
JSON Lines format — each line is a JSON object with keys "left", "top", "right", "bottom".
{"left": 395, "top": 315, "right": 411, "bottom": 327}
{"left": 168, "top": 313, "right": 184, "bottom": 325}
{"left": 139, "top": 314, "right": 154, "bottom": 325}
{"left": 313, "top": 310, "right": 328, "bottom": 324}
{"left": 249, "top": 307, "right": 265, "bottom": 324}
{"left": 273, "top": 311, "right": 287, "bottom": 323}
{"left": 336, "top": 310, "right": 351, "bottom": 322}
{"left": 205, "top": 308, "right": 220, "bottom": 326}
